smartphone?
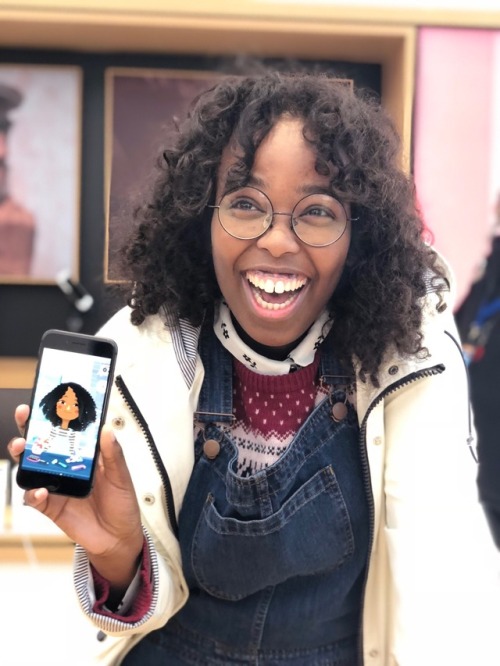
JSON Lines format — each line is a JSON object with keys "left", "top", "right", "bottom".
{"left": 16, "top": 329, "right": 117, "bottom": 498}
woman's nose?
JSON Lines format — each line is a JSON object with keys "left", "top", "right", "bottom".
{"left": 256, "top": 214, "right": 300, "bottom": 256}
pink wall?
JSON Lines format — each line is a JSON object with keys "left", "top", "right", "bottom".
{"left": 413, "top": 27, "right": 496, "bottom": 307}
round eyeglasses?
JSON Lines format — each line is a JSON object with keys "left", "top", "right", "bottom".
{"left": 209, "top": 186, "right": 352, "bottom": 248}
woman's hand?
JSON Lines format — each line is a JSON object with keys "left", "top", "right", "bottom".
{"left": 8, "top": 403, "right": 30, "bottom": 464}
{"left": 8, "top": 406, "right": 143, "bottom": 592}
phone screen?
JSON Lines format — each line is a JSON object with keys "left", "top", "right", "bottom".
{"left": 17, "top": 329, "right": 117, "bottom": 497}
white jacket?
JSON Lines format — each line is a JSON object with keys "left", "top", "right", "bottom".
{"left": 75, "top": 284, "right": 500, "bottom": 666}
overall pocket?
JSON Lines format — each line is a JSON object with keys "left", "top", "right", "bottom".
{"left": 191, "top": 465, "right": 355, "bottom": 600}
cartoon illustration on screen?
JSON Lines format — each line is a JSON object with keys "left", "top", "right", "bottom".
{"left": 31, "top": 382, "right": 97, "bottom": 463}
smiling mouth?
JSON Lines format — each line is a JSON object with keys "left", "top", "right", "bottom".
{"left": 245, "top": 271, "right": 308, "bottom": 310}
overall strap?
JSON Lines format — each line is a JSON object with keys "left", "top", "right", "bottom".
{"left": 194, "top": 317, "right": 235, "bottom": 425}
{"left": 318, "top": 332, "right": 355, "bottom": 391}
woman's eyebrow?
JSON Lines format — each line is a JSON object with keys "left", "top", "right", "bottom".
{"left": 247, "top": 175, "right": 333, "bottom": 198}
{"left": 246, "top": 174, "right": 265, "bottom": 189}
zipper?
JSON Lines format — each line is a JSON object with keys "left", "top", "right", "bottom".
{"left": 115, "top": 374, "right": 179, "bottom": 539}
{"left": 356, "top": 362, "right": 445, "bottom": 664}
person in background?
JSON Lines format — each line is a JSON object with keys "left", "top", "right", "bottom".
{"left": 456, "top": 192, "right": 500, "bottom": 548}
{"left": 8, "top": 71, "right": 500, "bottom": 666}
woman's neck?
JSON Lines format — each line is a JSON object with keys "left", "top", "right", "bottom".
{"left": 230, "top": 314, "right": 308, "bottom": 361}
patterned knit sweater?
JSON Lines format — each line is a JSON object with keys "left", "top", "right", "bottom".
{"left": 231, "top": 353, "right": 329, "bottom": 477}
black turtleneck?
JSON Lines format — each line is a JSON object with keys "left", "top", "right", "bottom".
{"left": 230, "top": 313, "right": 308, "bottom": 362}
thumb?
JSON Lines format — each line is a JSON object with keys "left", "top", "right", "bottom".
{"left": 98, "top": 426, "right": 133, "bottom": 488}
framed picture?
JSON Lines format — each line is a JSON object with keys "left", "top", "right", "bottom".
{"left": 104, "top": 67, "right": 222, "bottom": 283}
{"left": 0, "top": 64, "right": 82, "bottom": 284}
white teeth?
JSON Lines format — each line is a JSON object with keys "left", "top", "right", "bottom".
{"left": 264, "top": 279, "right": 274, "bottom": 294}
{"left": 254, "top": 291, "right": 296, "bottom": 310}
{"left": 246, "top": 273, "right": 307, "bottom": 294}
{"left": 275, "top": 280, "right": 285, "bottom": 294}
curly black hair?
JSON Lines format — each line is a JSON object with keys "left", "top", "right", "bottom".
{"left": 121, "top": 70, "right": 446, "bottom": 384}
{"left": 39, "top": 382, "right": 97, "bottom": 431}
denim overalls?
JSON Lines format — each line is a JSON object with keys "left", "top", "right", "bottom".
{"left": 126, "top": 327, "right": 370, "bottom": 666}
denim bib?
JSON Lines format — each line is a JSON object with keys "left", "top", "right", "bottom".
{"left": 137, "top": 326, "right": 369, "bottom": 666}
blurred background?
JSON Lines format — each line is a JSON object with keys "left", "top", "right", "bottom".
{"left": 1, "top": 1, "right": 500, "bottom": 664}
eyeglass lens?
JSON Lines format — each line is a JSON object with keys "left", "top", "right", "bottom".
{"left": 217, "top": 187, "right": 347, "bottom": 247}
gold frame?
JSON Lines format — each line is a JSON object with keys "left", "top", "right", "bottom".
{"left": 104, "top": 67, "right": 224, "bottom": 283}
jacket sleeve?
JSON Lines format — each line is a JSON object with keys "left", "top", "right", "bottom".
{"left": 381, "top": 306, "right": 500, "bottom": 665}
{"left": 70, "top": 307, "right": 193, "bottom": 656}
{"left": 73, "top": 526, "right": 188, "bottom": 638}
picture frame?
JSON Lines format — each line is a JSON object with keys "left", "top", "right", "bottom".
{"left": 104, "top": 67, "right": 222, "bottom": 283}
{"left": 0, "top": 64, "right": 82, "bottom": 284}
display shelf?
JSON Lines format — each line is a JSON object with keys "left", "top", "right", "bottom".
{"left": 0, "top": 508, "right": 74, "bottom": 563}
{"left": 0, "top": 2, "right": 417, "bottom": 170}
{"left": 0, "top": 357, "right": 36, "bottom": 389}
{"left": 0, "top": 532, "right": 75, "bottom": 563}
{"left": 0, "top": 359, "right": 70, "bottom": 561}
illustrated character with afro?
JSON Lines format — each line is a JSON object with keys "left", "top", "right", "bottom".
{"left": 31, "top": 382, "right": 97, "bottom": 463}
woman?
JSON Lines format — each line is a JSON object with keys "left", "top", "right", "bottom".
{"left": 9, "top": 71, "right": 499, "bottom": 665}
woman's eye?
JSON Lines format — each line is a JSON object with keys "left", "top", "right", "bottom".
{"left": 304, "top": 206, "right": 335, "bottom": 219}
{"left": 231, "top": 199, "right": 258, "bottom": 211}
{"left": 296, "top": 206, "right": 340, "bottom": 230}
{"left": 228, "top": 199, "right": 267, "bottom": 218}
